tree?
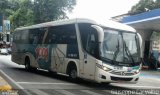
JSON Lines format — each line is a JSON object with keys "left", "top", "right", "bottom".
{"left": 128, "top": 0, "right": 155, "bottom": 15}
{"left": 0, "top": 0, "right": 9, "bottom": 14}
{"left": 33, "top": 0, "right": 76, "bottom": 23}
{"left": 0, "top": 0, "right": 76, "bottom": 31}
{"left": 153, "top": 0, "right": 160, "bottom": 9}
{"left": 9, "top": 8, "right": 34, "bottom": 30}
{"left": 8, "top": 0, "right": 34, "bottom": 31}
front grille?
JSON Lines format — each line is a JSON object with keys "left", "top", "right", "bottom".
{"left": 110, "top": 71, "right": 135, "bottom": 76}
{"left": 111, "top": 76, "right": 133, "bottom": 81}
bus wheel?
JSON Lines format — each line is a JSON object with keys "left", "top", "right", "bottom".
{"left": 25, "top": 58, "right": 31, "bottom": 70}
{"left": 69, "top": 68, "right": 77, "bottom": 79}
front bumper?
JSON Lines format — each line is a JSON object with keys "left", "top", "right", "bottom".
{"left": 95, "top": 66, "right": 139, "bottom": 83}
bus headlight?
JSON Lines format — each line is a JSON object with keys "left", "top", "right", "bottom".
{"left": 134, "top": 70, "right": 140, "bottom": 74}
{"left": 96, "top": 63, "right": 111, "bottom": 71}
{"left": 102, "top": 66, "right": 111, "bottom": 71}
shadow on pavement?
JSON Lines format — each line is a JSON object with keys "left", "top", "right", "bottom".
{"left": 10, "top": 67, "right": 134, "bottom": 90}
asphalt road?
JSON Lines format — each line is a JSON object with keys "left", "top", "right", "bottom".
{"left": 0, "top": 55, "right": 160, "bottom": 95}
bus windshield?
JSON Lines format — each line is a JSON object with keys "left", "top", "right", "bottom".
{"left": 100, "top": 29, "right": 141, "bottom": 66}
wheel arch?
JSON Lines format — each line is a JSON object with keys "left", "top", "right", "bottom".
{"left": 23, "top": 53, "right": 31, "bottom": 64}
{"left": 24, "top": 54, "right": 30, "bottom": 65}
{"left": 66, "top": 60, "right": 79, "bottom": 76}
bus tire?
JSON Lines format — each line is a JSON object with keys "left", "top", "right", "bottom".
{"left": 67, "top": 62, "right": 77, "bottom": 79}
{"left": 25, "top": 57, "right": 31, "bottom": 70}
{"left": 69, "top": 68, "right": 77, "bottom": 79}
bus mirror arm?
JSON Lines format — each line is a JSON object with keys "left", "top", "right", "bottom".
{"left": 91, "top": 25, "right": 104, "bottom": 42}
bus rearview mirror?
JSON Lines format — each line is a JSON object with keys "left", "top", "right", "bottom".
{"left": 91, "top": 25, "right": 104, "bottom": 42}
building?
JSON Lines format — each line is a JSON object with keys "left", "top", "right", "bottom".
{"left": 112, "top": 8, "right": 160, "bottom": 69}
{"left": 0, "top": 14, "right": 11, "bottom": 46}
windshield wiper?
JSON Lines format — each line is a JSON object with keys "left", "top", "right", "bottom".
{"left": 123, "top": 41, "right": 135, "bottom": 66}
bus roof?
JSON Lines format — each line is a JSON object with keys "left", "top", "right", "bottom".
{"left": 15, "top": 18, "right": 136, "bottom": 32}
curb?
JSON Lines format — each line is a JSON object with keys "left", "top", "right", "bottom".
{"left": 0, "top": 76, "right": 12, "bottom": 91}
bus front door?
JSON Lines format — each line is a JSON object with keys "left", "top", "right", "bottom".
{"left": 83, "top": 54, "right": 96, "bottom": 80}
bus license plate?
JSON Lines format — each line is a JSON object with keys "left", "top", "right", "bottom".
{"left": 113, "top": 66, "right": 123, "bottom": 70}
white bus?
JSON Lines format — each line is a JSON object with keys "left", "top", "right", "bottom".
{"left": 12, "top": 18, "right": 142, "bottom": 83}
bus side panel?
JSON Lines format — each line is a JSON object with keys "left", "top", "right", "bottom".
{"left": 49, "top": 24, "right": 79, "bottom": 74}
{"left": 50, "top": 44, "right": 79, "bottom": 74}
{"left": 65, "top": 43, "right": 80, "bottom": 75}
{"left": 50, "top": 44, "right": 66, "bottom": 73}
{"left": 25, "top": 44, "right": 39, "bottom": 68}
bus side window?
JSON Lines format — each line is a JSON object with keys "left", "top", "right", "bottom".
{"left": 21, "top": 30, "right": 29, "bottom": 44}
{"left": 48, "top": 24, "right": 77, "bottom": 44}
{"left": 48, "top": 27, "right": 58, "bottom": 44}
{"left": 48, "top": 34, "right": 57, "bottom": 44}
{"left": 29, "top": 28, "right": 46, "bottom": 44}
{"left": 16, "top": 31, "right": 22, "bottom": 44}
{"left": 13, "top": 32, "right": 19, "bottom": 43}
{"left": 38, "top": 28, "right": 45, "bottom": 44}
{"left": 29, "top": 29, "right": 38, "bottom": 44}
{"left": 33, "top": 35, "right": 38, "bottom": 44}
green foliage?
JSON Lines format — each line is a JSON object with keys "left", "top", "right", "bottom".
{"left": 0, "top": 0, "right": 76, "bottom": 31}
{"left": 0, "top": 0, "right": 8, "bottom": 14}
{"left": 33, "top": 0, "right": 76, "bottom": 23}
{"left": 128, "top": 0, "right": 160, "bottom": 15}
{"left": 154, "top": 0, "right": 160, "bottom": 9}
{"left": 9, "top": 8, "right": 34, "bottom": 30}
{"left": 128, "top": 0, "right": 155, "bottom": 15}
